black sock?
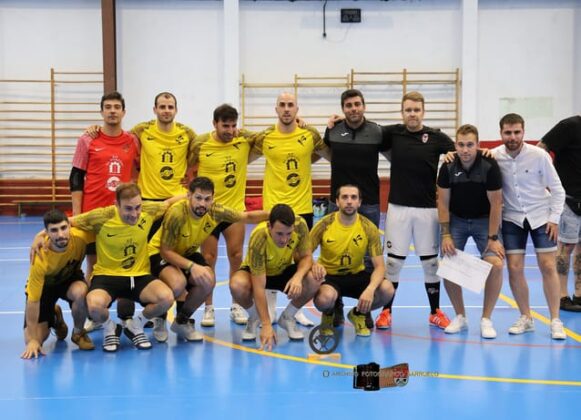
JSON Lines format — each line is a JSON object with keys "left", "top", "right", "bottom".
{"left": 425, "top": 282, "right": 441, "bottom": 315}
{"left": 383, "top": 282, "right": 399, "bottom": 311}
{"left": 160, "top": 311, "right": 168, "bottom": 320}
{"left": 176, "top": 301, "right": 184, "bottom": 315}
{"left": 176, "top": 312, "right": 191, "bottom": 324}
{"left": 117, "top": 299, "right": 135, "bottom": 320}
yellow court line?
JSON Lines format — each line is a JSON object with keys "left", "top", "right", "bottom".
{"left": 203, "top": 335, "right": 581, "bottom": 387}
{"left": 498, "top": 293, "right": 581, "bottom": 343}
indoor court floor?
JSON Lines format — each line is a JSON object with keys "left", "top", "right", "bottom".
{"left": 1, "top": 215, "right": 580, "bottom": 419}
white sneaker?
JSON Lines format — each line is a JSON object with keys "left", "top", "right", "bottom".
{"left": 508, "top": 315, "right": 535, "bottom": 335}
{"left": 122, "top": 317, "right": 152, "bottom": 350}
{"left": 551, "top": 318, "right": 566, "bottom": 340}
{"left": 152, "top": 317, "right": 168, "bottom": 343}
{"left": 267, "top": 290, "right": 277, "bottom": 323}
{"left": 201, "top": 305, "right": 215, "bottom": 327}
{"left": 171, "top": 320, "right": 203, "bottom": 342}
{"left": 294, "top": 309, "right": 315, "bottom": 327}
{"left": 230, "top": 303, "right": 249, "bottom": 325}
{"left": 84, "top": 318, "right": 103, "bottom": 333}
{"left": 480, "top": 317, "right": 497, "bottom": 339}
{"left": 242, "top": 314, "right": 260, "bottom": 341}
{"left": 444, "top": 314, "right": 468, "bottom": 334}
{"left": 278, "top": 312, "right": 304, "bottom": 340}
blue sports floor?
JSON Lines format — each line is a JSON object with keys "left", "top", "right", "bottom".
{"left": 1, "top": 216, "right": 580, "bottom": 419}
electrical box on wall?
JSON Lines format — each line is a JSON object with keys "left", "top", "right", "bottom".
{"left": 340, "top": 9, "right": 361, "bottom": 23}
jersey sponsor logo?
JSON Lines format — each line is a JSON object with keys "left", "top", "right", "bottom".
{"left": 285, "top": 155, "right": 299, "bottom": 170}
{"left": 203, "top": 222, "right": 213, "bottom": 233}
{"left": 205, "top": 152, "right": 216, "bottom": 157}
{"left": 340, "top": 132, "right": 350, "bottom": 137}
{"left": 121, "top": 240, "right": 137, "bottom": 269}
{"left": 161, "top": 149, "right": 174, "bottom": 163}
{"left": 137, "top": 218, "right": 147, "bottom": 230}
{"left": 106, "top": 233, "right": 118, "bottom": 237}
{"left": 352, "top": 234, "right": 363, "bottom": 246}
{"left": 297, "top": 135, "right": 307, "bottom": 146}
{"left": 454, "top": 171, "right": 463, "bottom": 177}
{"left": 232, "top": 142, "right": 241, "bottom": 150}
{"left": 106, "top": 176, "right": 121, "bottom": 192}
{"left": 340, "top": 252, "right": 352, "bottom": 268}
{"left": 224, "top": 174, "right": 236, "bottom": 188}
{"left": 95, "top": 147, "right": 105, "bottom": 152}
{"left": 422, "top": 133, "right": 429, "bottom": 143}
{"left": 160, "top": 166, "right": 174, "bottom": 180}
{"left": 176, "top": 135, "right": 186, "bottom": 145}
{"left": 287, "top": 173, "right": 300, "bottom": 187}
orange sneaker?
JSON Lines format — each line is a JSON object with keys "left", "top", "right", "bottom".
{"left": 375, "top": 308, "right": 392, "bottom": 330}
{"left": 429, "top": 309, "right": 451, "bottom": 329}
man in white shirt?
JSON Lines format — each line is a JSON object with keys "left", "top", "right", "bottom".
{"left": 493, "top": 113, "right": 566, "bottom": 340}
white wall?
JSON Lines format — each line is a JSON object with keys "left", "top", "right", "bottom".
{"left": 478, "top": 0, "right": 577, "bottom": 139}
{"left": 1, "top": 0, "right": 579, "bottom": 155}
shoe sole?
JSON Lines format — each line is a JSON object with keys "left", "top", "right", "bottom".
{"left": 508, "top": 328, "right": 535, "bottom": 335}
{"left": 560, "top": 305, "right": 581, "bottom": 313}
{"left": 200, "top": 321, "right": 215, "bottom": 327}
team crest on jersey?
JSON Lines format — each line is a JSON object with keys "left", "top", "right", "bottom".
{"left": 224, "top": 174, "right": 236, "bottom": 188}
{"left": 203, "top": 222, "right": 213, "bottom": 233}
{"left": 160, "top": 166, "right": 174, "bottom": 180}
{"left": 122, "top": 240, "right": 137, "bottom": 269}
{"left": 175, "top": 135, "right": 186, "bottom": 144}
{"left": 352, "top": 234, "right": 363, "bottom": 247}
{"left": 297, "top": 135, "right": 307, "bottom": 146}
{"left": 422, "top": 133, "right": 429, "bottom": 143}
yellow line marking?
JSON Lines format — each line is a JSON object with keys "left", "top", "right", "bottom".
{"left": 216, "top": 280, "right": 229, "bottom": 287}
{"left": 498, "top": 293, "right": 581, "bottom": 343}
{"left": 203, "top": 335, "right": 581, "bottom": 387}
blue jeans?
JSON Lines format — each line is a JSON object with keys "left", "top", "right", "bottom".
{"left": 449, "top": 214, "right": 499, "bottom": 258}
{"left": 502, "top": 219, "right": 557, "bottom": 254}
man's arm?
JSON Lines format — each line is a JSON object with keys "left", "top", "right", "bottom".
{"left": 284, "top": 250, "right": 313, "bottom": 300}
{"left": 69, "top": 167, "right": 86, "bottom": 216}
{"left": 21, "top": 300, "right": 44, "bottom": 359}
{"left": 543, "top": 152, "right": 566, "bottom": 241}
{"left": 485, "top": 189, "right": 505, "bottom": 259}
{"left": 536, "top": 140, "right": 550, "bottom": 152}
{"left": 239, "top": 210, "right": 269, "bottom": 225}
{"left": 357, "top": 255, "right": 385, "bottom": 313}
{"left": 251, "top": 272, "right": 276, "bottom": 351}
{"left": 437, "top": 186, "right": 455, "bottom": 257}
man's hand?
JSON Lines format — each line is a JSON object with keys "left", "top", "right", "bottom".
{"left": 443, "top": 151, "right": 456, "bottom": 164}
{"left": 259, "top": 324, "right": 277, "bottom": 351}
{"left": 29, "top": 233, "right": 49, "bottom": 264}
{"left": 357, "top": 287, "right": 375, "bottom": 314}
{"left": 485, "top": 239, "right": 505, "bottom": 260}
{"left": 84, "top": 125, "right": 101, "bottom": 139}
{"left": 21, "top": 340, "right": 44, "bottom": 359}
{"left": 479, "top": 147, "right": 493, "bottom": 158}
{"left": 283, "top": 276, "right": 303, "bottom": 300}
{"left": 327, "top": 114, "right": 343, "bottom": 129}
{"left": 310, "top": 263, "right": 327, "bottom": 283}
{"left": 546, "top": 222, "right": 559, "bottom": 242}
{"left": 440, "top": 235, "right": 456, "bottom": 257}
{"left": 188, "top": 264, "right": 214, "bottom": 288}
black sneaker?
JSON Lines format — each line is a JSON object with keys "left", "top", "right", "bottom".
{"left": 560, "top": 296, "right": 581, "bottom": 312}
{"left": 365, "top": 312, "right": 374, "bottom": 330}
{"left": 333, "top": 298, "right": 345, "bottom": 327}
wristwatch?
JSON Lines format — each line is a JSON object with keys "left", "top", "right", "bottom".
{"left": 488, "top": 234, "right": 499, "bottom": 241}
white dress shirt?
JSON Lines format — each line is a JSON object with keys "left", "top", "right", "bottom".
{"left": 493, "top": 143, "right": 565, "bottom": 229}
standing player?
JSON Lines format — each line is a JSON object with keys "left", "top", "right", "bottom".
{"left": 538, "top": 116, "right": 581, "bottom": 311}
{"left": 437, "top": 124, "right": 504, "bottom": 338}
{"left": 190, "top": 104, "right": 254, "bottom": 327}
{"left": 22, "top": 210, "right": 94, "bottom": 359}
{"left": 377, "top": 92, "right": 454, "bottom": 330}
{"left": 251, "top": 92, "right": 331, "bottom": 326}
{"left": 493, "top": 114, "right": 566, "bottom": 340}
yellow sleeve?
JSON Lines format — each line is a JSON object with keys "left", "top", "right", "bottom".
{"left": 310, "top": 214, "right": 332, "bottom": 251}
{"left": 295, "top": 218, "right": 311, "bottom": 256}
{"left": 26, "top": 257, "right": 48, "bottom": 302}
{"left": 211, "top": 203, "right": 243, "bottom": 224}
{"left": 143, "top": 201, "right": 167, "bottom": 220}
{"left": 72, "top": 206, "right": 116, "bottom": 233}
{"left": 188, "top": 133, "right": 208, "bottom": 168}
{"left": 247, "top": 229, "right": 268, "bottom": 276}
{"left": 306, "top": 125, "right": 325, "bottom": 151}
{"left": 184, "top": 125, "right": 197, "bottom": 167}
{"left": 131, "top": 121, "right": 150, "bottom": 139}
{"left": 362, "top": 218, "right": 383, "bottom": 257}
{"left": 160, "top": 207, "right": 182, "bottom": 249}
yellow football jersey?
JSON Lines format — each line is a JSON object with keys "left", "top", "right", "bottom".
{"left": 25, "top": 228, "right": 93, "bottom": 301}
{"left": 74, "top": 201, "right": 167, "bottom": 277}
{"left": 148, "top": 200, "right": 243, "bottom": 257}
{"left": 132, "top": 120, "right": 196, "bottom": 199}
{"left": 310, "top": 212, "right": 382, "bottom": 275}
{"left": 252, "top": 125, "right": 325, "bottom": 214}
{"left": 190, "top": 132, "right": 252, "bottom": 211}
{"left": 242, "top": 217, "right": 310, "bottom": 276}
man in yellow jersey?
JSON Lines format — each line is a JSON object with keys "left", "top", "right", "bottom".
{"left": 148, "top": 177, "right": 268, "bottom": 342}
{"left": 251, "top": 92, "right": 331, "bottom": 327}
{"left": 230, "top": 204, "right": 320, "bottom": 351}
{"left": 22, "top": 210, "right": 95, "bottom": 359}
{"left": 311, "top": 185, "right": 394, "bottom": 337}
{"left": 73, "top": 183, "right": 175, "bottom": 352}
{"left": 190, "top": 104, "right": 255, "bottom": 327}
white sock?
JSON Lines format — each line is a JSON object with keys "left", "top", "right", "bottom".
{"left": 282, "top": 303, "right": 300, "bottom": 318}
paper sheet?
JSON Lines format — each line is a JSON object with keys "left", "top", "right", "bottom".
{"left": 436, "top": 249, "right": 493, "bottom": 294}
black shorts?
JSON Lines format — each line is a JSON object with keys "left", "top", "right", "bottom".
{"left": 299, "top": 213, "right": 313, "bottom": 231}
{"left": 89, "top": 274, "right": 156, "bottom": 305}
{"left": 240, "top": 264, "right": 297, "bottom": 292}
{"left": 323, "top": 271, "right": 371, "bottom": 299}
{"left": 150, "top": 252, "right": 209, "bottom": 279}
{"left": 210, "top": 221, "right": 233, "bottom": 240}
{"left": 86, "top": 242, "right": 96, "bottom": 256}
{"left": 24, "top": 275, "right": 84, "bottom": 328}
